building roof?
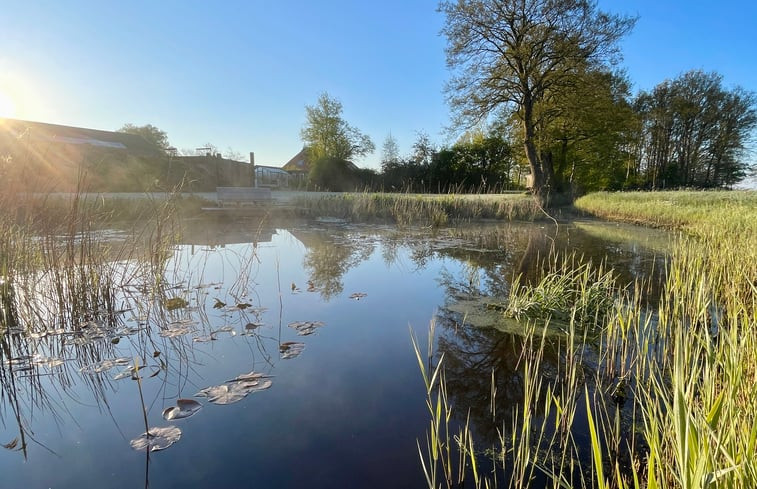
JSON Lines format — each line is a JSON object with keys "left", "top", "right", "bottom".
{"left": 0, "top": 117, "right": 165, "bottom": 157}
{"left": 282, "top": 147, "right": 310, "bottom": 173}
{"left": 281, "top": 147, "right": 360, "bottom": 173}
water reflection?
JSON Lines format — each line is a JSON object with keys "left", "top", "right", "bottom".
{"left": 0, "top": 217, "right": 670, "bottom": 488}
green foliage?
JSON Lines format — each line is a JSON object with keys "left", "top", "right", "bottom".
{"left": 118, "top": 123, "right": 171, "bottom": 153}
{"left": 379, "top": 126, "right": 518, "bottom": 193}
{"left": 307, "top": 157, "right": 360, "bottom": 191}
{"left": 380, "top": 133, "right": 401, "bottom": 171}
{"left": 418, "top": 190, "right": 757, "bottom": 489}
{"left": 632, "top": 70, "right": 757, "bottom": 189}
{"left": 300, "top": 92, "right": 375, "bottom": 162}
{"left": 440, "top": 0, "right": 636, "bottom": 203}
{"left": 505, "top": 256, "right": 618, "bottom": 327}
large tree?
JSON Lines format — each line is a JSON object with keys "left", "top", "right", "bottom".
{"left": 300, "top": 92, "right": 375, "bottom": 162}
{"left": 440, "top": 0, "right": 636, "bottom": 205}
{"left": 118, "top": 123, "right": 170, "bottom": 153}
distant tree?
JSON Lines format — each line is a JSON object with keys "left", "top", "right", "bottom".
{"left": 633, "top": 70, "right": 757, "bottom": 188}
{"left": 440, "top": 0, "right": 636, "bottom": 205}
{"left": 301, "top": 92, "right": 375, "bottom": 161}
{"left": 381, "top": 133, "right": 401, "bottom": 172}
{"left": 118, "top": 123, "right": 170, "bottom": 153}
{"left": 223, "top": 147, "right": 245, "bottom": 161}
{"left": 308, "top": 156, "right": 359, "bottom": 191}
{"left": 197, "top": 142, "right": 219, "bottom": 157}
{"left": 410, "top": 131, "right": 436, "bottom": 167}
{"left": 430, "top": 126, "right": 515, "bottom": 192}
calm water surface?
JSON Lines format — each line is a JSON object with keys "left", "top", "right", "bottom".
{"left": 0, "top": 218, "right": 669, "bottom": 488}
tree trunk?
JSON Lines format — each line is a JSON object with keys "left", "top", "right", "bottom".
{"left": 522, "top": 100, "right": 551, "bottom": 208}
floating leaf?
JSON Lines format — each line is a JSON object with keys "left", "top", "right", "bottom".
{"left": 349, "top": 292, "right": 367, "bottom": 300}
{"left": 195, "top": 371, "right": 272, "bottom": 405}
{"left": 159, "top": 322, "right": 195, "bottom": 338}
{"left": 80, "top": 357, "right": 130, "bottom": 375}
{"left": 31, "top": 355, "right": 65, "bottom": 368}
{"left": 162, "top": 399, "right": 202, "bottom": 420}
{"left": 193, "top": 334, "right": 217, "bottom": 343}
{"left": 212, "top": 326, "right": 236, "bottom": 337}
{"left": 288, "top": 320, "right": 325, "bottom": 336}
{"left": 163, "top": 297, "right": 189, "bottom": 311}
{"left": 130, "top": 426, "right": 182, "bottom": 452}
{"left": 279, "top": 341, "right": 305, "bottom": 359}
{"left": 231, "top": 371, "right": 272, "bottom": 382}
{"left": 113, "top": 365, "right": 144, "bottom": 380}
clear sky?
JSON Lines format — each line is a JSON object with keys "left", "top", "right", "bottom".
{"left": 1, "top": 0, "right": 756, "bottom": 170}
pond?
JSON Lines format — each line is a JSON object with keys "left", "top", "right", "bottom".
{"left": 0, "top": 217, "right": 670, "bottom": 488}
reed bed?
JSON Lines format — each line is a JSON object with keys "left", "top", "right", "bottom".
{"left": 293, "top": 192, "right": 540, "bottom": 226}
{"left": 417, "top": 190, "right": 757, "bottom": 488}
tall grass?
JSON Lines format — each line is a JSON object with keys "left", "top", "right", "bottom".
{"left": 417, "top": 190, "right": 757, "bottom": 488}
{"left": 294, "top": 191, "right": 541, "bottom": 226}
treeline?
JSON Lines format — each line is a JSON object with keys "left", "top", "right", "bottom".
{"left": 304, "top": 69, "right": 755, "bottom": 194}
{"left": 306, "top": 128, "right": 522, "bottom": 193}
{"left": 631, "top": 71, "right": 756, "bottom": 189}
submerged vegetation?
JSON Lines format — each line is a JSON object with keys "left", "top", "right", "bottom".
{"left": 417, "top": 190, "right": 757, "bottom": 488}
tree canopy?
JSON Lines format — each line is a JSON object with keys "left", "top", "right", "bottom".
{"left": 631, "top": 70, "right": 756, "bottom": 188}
{"left": 300, "top": 92, "right": 375, "bottom": 162}
{"left": 440, "top": 0, "right": 636, "bottom": 204}
{"left": 117, "top": 123, "right": 170, "bottom": 153}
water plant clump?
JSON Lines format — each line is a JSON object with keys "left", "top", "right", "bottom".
{"left": 504, "top": 255, "right": 620, "bottom": 328}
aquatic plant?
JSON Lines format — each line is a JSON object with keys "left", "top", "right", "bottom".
{"left": 293, "top": 191, "right": 541, "bottom": 226}
{"left": 504, "top": 254, "right": 620, "bottom": 330}
{"left": 416, "top": 190, "right": 757, "bottom": 488}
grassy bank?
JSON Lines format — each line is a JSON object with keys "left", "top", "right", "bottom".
{"left": 293, "top": 192, "right": 540, "bottom": 226}
{"left": 419, "top": 190, "right": 757, "bottom": 488}
{"left": 574, "top": 190, "right": 757, "bottom": 233}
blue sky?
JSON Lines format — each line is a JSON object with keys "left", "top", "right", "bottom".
{"left": 1, "top": 0, "right": 756, "bottom": 170}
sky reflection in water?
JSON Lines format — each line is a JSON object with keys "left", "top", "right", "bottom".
{"left": 0, "top": 219, "right": 669, "bottom": 488}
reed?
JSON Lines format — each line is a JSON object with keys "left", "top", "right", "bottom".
{"left": 293, "top": 191, "right": 541, "bottom": 226}
{"left": 416, "top": 190, "right": 757, "bottom": 488}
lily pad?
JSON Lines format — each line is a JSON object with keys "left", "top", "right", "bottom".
{"left": 159, "top": 321, "right": 196, "bottom": 338}
{"left": 162, "top": 399, "right": 202, "bottom": 420}
{"left": 130, "top": 426, "right": 182, "bottom": 452}
{"left": 279, "top": 341, "right": 305, "bottom": 359}
{"left": 288, "top": 320, "right": 325, "bottom": 336}
{"left": 163, "top": 297, "right": 189, "bottom": 311}
{"left": 79, "top": 357, "right": 131, "bottom": 375}
{"left": 195, "top": 371, "right": 272, "bottom": 405}
{"left": 193, "top": 333, "right": 217, "bottom": 343}
{"left": 212, "top": 325, "right": 236, "bottom": 336}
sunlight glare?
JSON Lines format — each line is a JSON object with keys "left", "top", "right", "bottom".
{"left": 0, "top": 89, "right": 16, "bottom": 118}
